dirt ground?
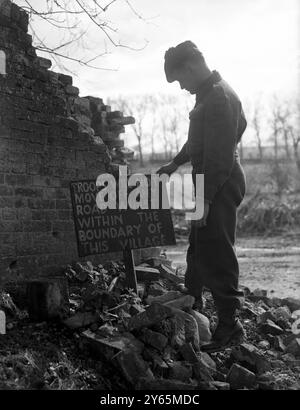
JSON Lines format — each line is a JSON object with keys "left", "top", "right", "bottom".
{"left": 165, "top": 232, "right": 300, "bottom": 300}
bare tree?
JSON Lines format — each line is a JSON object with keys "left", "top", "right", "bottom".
{"left": 110, "top": 95, "right": 150, "bottom": 167}
{"left": 161, "top": 115, "right": 172, "bottom": 160}
{"left": 158, "top": 94, "right": 187, "bottom": 160}
{"left": 109, "top": 92, "right": 191, "bottom": 164}
{"left": 145, "top": 95, "right": 159, "bottom": 160}
{"left": 238, "top": 139, "right": 244, "bottom": 162}
{"left": 270, "top": 99, "right": 282, "bottom": 162}
{"left": 14, "top": 0, "right": 151, "bottom": 71}
{"left": 252, "top": 101, "right": 264, "bottom": 161}
{"left": 267, "top": 97, "right": 298, "bottom": 196}
{"left": 287, "top": 100, "right": 300, "bottom": 173}
{"left": 276, "top": 103, "right": 292, "bottom": 161}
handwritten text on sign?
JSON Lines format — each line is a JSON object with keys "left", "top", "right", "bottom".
{"left": 70, "top": 180, "right": 176, "bottom": 257}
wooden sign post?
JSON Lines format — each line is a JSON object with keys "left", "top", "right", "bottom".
{"left": 122, "top": 246, "right": 138, "bottom": 293}
{"left": 70, "top": 177, "right": 176, "bottom": 294}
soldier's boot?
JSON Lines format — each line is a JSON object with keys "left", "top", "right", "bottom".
{"left": 201, "top": 316, "right": 246, "bottom": 353}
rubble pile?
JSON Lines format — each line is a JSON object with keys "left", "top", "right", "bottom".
{"left": 0, "top": 255, "right": 299, "bottom": 390}
{"left": 59, "top": 258, "right": 300, "bottom": 390}
{"left": 71, "top": 96, "right": 135, "bottom": 166}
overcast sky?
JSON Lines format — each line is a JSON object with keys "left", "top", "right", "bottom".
{"left": 65, "top": 0, "right": 299, "bottom": 102}
{"left": 26, "top": 0, "right": 299, "bottom": 147}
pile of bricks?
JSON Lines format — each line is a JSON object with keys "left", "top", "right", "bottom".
{"left": 70, "top": 95, "right": 135, "bottom": 165}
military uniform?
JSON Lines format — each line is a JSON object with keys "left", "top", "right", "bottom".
{"left": 173, "top": 70, "right": 247, "bottom": 320}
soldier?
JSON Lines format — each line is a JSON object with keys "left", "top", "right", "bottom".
{"left": 157, "top": 41, "right": 247, "bottom": 352}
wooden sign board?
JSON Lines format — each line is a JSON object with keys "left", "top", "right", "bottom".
{"left": 70, "top": 178, "right": 176, "bottom": 257}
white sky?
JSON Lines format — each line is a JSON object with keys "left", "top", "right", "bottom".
{"left": 25, "top": 0, "right": 299, "bottom": 147}
{"left": 72, "top": 0, "right": 299, "bottom": 102}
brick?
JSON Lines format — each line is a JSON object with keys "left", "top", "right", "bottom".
{"left": 179, "top": 343, "right": 199, "bottom": 364}
{"left": 14, "top": 197, "right": 27, "bottom": 208}
{"left": 52, "top": 221, "right": 74, "bottom": 232}
{"left": 106, "top": 111, "right": 123, "bottom": 119}
{"left": 55, "top": 199, "right": 71, "bottom": 210}
{"left": 231, "top": 343, "right": 270, "bottom": 374}
{"left": 36, "top": 57, "right": 52, "bottom": 69}
{"left": 43, "top": 188, "right": 57, "bottom": 200}
{"left": 0, "top": 232, "right": 15, "bottom": 244}
{"left": 281, "top": 297, "right": 300, "bottom": 312}
{"left": 2, "top": 208, "right": 16, "bottom": 220}
{"left": 139, "top": 379, "right": 197, "bottom": 390}
{"left": 188, "top": 310, "right": 212, "bottom": 343}
{"left": 164, "top": 295, "right": 195, "bottom": 310}
{"left": 170, "top": 308, "right": 200, "bottom": 350}
{"left": 259, "top": 319, "right": 284, "bottom": 336}
{"left": 115, "top": 350, "right": 154, "bottom": 387}
{"left": 17, "top": 208, "right": 31, "bottom": 220}
{"left": 110, "top": 116, "right": 135, "bottom": 126}
{"left": 139, "top": 328, "right": 168, "bottom": 351}
{"left": 168, "top": 361, "right": 193, "bottom": 382}
{"left": 226, "top": 364, "right": 256, "bottom": 389}
{"left": 285, "top": 338, "right": 300, "bottom": 357}
{"left": 63, "top": 312, "right": 97, "bottom": 329}
{"left": 0, "top": 0, "right": 12, "bottom": 18}
{"left": 142, "top": 348, "right": 168, "bottom": 375}
{"left": 127, "top": 303, "right": 174, "bottom": 331}
{"left": 146, "top": 290, "right": 182, "bottom": 305}
{"left": 58, "top": 73, "right": 72, "bottom": 86}
{"left": 15, "top": 187, "right": 43, "bottom": 198}
{"left": 0, "top": 185, "right": 13, "bottom": 195}
{"left": 0, "top": 196, "right": 14, "bottom": 207}
{"left": 27, "top": 199, "right": 55, "bottom": 210}
{"left": 44, "top": 210, "right": 58, "bottom": 221}
{"left": 210, "top": 381, "right": 230, "bottom": 390}
{"left": 31, "top": 210, "right": 46, "bottom": 220}
{"left": 32, "top": 175, "right": 52, "bottom": 186}
{"left": 27, "top": 278, "right": 69, "bottom": 320}
{"left": 57, "top": 210, "right": 72, "bottom": 220}
{"left": 5, "top": 174, "right": 32, "bottom": 185}
{"left": 54, "top": 188, "right": 68, "bottom": 199}
{"left": 26, "top": 142, "right": 46, "bottom": 154}
{"left": 26, "top": 162, "right": 41, "bottom": 175}
{"left": 22, "top": 220, "right": 51, "bottom": 232}
{"left": 0, "top": 220, "right": 22, "bottom": 232}
{"left": 158, "top": 264, "right": 182, "bottom": 284}
{"left": 0, "top": 244, "right": 15, "bottom": 257}
{"left": 65, "top": 85, "right": 79, "bottom": 96}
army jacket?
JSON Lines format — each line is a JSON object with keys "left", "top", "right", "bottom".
{"left": 173, "top": 71, "right": 247, "bottom": 202}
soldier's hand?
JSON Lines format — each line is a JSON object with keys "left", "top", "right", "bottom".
{"left": 156, "top": 161, "right": 178, "bottom": 176}
{"left": 192, "top": 200, "right": 210, "bottom": 228}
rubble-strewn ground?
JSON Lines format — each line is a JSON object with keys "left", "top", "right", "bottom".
{"left": 0, "top": 255, "right": 299, "bottom": 390}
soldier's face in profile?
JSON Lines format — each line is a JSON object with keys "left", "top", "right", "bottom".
{"left": 171, "top": 65, "right": 197, "bottom": 94}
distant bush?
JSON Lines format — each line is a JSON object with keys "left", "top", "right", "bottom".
{"left": 242, "top": 161, "right": 298, "bottom": 195}
{"left": 237, "top": 192, "right": 300, "bottom": 235}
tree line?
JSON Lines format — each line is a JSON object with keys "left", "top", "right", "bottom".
{"left": 110, "top": 94, "right": 300, "bottom": 172}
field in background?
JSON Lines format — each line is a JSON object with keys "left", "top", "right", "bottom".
{"left": 130, "top": 159, "right": 300, "bottom": 236}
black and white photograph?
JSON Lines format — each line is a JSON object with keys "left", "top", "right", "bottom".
{"left": 0, "top": 0, "right": 299, "bottom": 397}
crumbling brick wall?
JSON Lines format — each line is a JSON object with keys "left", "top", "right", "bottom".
{"left": 0, "top": 0, "right": 137, "bottom": 281}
